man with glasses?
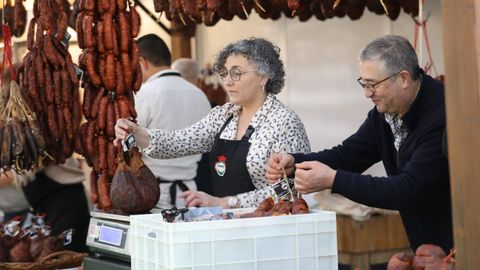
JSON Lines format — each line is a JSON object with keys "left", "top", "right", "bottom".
{"left": 266, "top": 35, "right": 453, "bottom": 253}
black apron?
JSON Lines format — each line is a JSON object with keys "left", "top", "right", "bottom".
{"left": 209, "top": 116, "right": 256, "bottom": 197}
{"left": 155, "top": 70, "right": 191, "bottom": 206}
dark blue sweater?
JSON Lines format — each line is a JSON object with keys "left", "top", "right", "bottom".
{"left": 293, "top": 74, "right": 453, "bottom": 253}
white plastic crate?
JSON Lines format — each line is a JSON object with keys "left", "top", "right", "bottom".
{"left": 130, "top": 209, "right": 338, "bottom": 270}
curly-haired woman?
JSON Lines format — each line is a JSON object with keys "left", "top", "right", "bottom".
{"left": 114, "top": 37, "right": 310, "bottom": 209}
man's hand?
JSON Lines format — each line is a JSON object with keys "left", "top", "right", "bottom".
{"left": 294, "top": 161, "right": 337, "bottom": 194}
{"left": 181, "top": 191, "right": 228, "bottom": 208}
{"left": 265, "top": 153, "right": 295, "bottom": 184}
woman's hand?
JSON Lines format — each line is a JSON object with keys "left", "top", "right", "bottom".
{"left": 181, "top": 191, "right": 228, "bottom": 208}
{"left": 113, "top": 118, "right": 150, "bottom": 149}
{"left": 265, "top": 153, "right": 296, "bottom": 184}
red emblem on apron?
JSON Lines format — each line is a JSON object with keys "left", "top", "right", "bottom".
{"left": 215, "top": 155, "right": 227, "bottom": 176}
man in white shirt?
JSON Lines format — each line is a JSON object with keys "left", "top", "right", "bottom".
{"left": 136, "top": 34, "right": 211, "bottom": 210}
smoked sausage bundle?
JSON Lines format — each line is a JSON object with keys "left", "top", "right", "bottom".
{"left": 0, "top": 81, "right": 48, "bottom": 174}
{"left": 16, "top": 0, "right": 82, "bottom": 166}
{"left": 0, "top": 0, "right": 27, "bottom": 38}
{"left": 77, "top": 0, "right": 142, "bottom": 210}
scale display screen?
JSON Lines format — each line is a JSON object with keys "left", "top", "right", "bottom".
{"left": 98, "top": 225, "right": 124, "bottom": 247}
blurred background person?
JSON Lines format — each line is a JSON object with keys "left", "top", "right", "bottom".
{"left": 172, "top": 58, "right": 201, "bottom": 86}
{"left": 136, "top": 34, "right": 212, "bottom": 210}
{"left": 17, "top": 157, "right": 90, "bottom": 252}
{"left": 172, "top": 58, "right": 214, "bottom": 195}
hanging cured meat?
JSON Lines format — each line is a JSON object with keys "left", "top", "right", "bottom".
{"left": 110, "top": 149, "right": 159, "bottom": 214}
{"left": 228, "top": 0, "right": 253, "bottom": 20}
{"left": 365, "top": 0, "right": 385, "bottom": 15}
{"left": 254, "top": 0, "right": 270, "bottom": 19}
{"left": 0, "top": 0, "right": 27, "bottom": 38}
{"left": 333, "top": 0, "right": 347, "bottom": 17}
{"left": 381, "top": 0, "right": 401, "bottom": 20}
{"left": 310, "top": 0, "right": 326, "bottom": 20}
{"left": 76, "top": 0, "right": 145, "bottom": 212}
{"left": 399, "top": 0, "right": 418, "bottom": 16}
{"left": 346, "top": 0, "right": 365, "bottom": 20}
{"left": 287, "top": 0, "right": 300, "bottom": 14}
{"left": 153, "top": 0, "right": 169, "bottom": 13}
{"left": 296, "top": 0, "right": 313, "bottom": 22}
{"left": 16, "top": 0, "right": 81, "bottom": 166}
{"left": 149, "top": 0, "right": 418, "bottom": 25}
{"left": 216, "top": 0, "right": 234, "bottom": 21}
{"left": 266, "top": 0, "right": 282, "bottom": 20}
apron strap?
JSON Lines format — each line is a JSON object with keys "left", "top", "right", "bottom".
{"left": 216, "top": 115, "right": 234, "bottom": 139}
{"left": 217, "top": 116, "right": 255, "bottom": 141}
{"left": 159, "top": 179, "right": 191, "bottom": 206}
{"left": 242, "top": 126, "right": 255, "bottom": 141}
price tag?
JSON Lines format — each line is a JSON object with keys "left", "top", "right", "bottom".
{"left": 271, "top": 178, "right": 295, "bottom": 201}
{"left": 74, "top": 65, "right": 84, "bottom": 80}
{"left": 88, "top": 224, "right": 100, "bottom": 238}
{"left": 122, "top": 133, "right": 137, "bottom": 152}
{"left": 60, "top": 31, "right": 72, "bottom": 46}
{"left": 64, "top": 228, "right": 73, "bottom": 246}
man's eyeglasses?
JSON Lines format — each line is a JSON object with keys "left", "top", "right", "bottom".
{"left": 218, "top": 67, "right": 256, "bottom": 81}
{"left": 357, "top": 71, "right": 401, "bottom": 92}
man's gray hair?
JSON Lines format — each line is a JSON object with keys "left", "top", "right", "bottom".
{"left": 172, "top": 58, "right": 200, "bottom": 85}
{"left": 213, "top": 37, "right": 285, "bottom": 94}
{"left": 359, "top": 35, "right": 420, "bottom": 80}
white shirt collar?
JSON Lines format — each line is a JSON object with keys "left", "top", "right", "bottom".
{"left": 145, "top": 69, "right": 179, "bottom": 83}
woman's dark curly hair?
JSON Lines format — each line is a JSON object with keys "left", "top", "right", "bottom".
{"left": 213, "top": 37, "right": 285, "bottom": 94}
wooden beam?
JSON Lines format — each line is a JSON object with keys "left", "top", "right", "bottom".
{"left": 441, "top": 0, "right": 480, "bottom": 269}
{"left": 170, "top": 20, "right": 195, "bottom": 60}
{"left": 171, "top": 33, "right": 192, "bottom": 60}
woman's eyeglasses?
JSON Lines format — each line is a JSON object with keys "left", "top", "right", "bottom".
{"left": 218, "top": 67, "right": 256, "bottom": 81}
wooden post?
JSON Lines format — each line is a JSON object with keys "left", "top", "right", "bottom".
{"left": 441, "top": 0, "right": 480, "bottom": 268}
{"left": 170, "top": 20, "right": 195, "bottom": 61}
{"left": 171, "top": 33, "right": 191, "bottom": 60}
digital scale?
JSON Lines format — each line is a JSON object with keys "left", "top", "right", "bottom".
{"left": 84, "top": 211, "right": 132, "bottom": 270}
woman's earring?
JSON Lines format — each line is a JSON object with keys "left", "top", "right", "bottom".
{"left": 261, "top": 85, "right": 265, "bottom": 92}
